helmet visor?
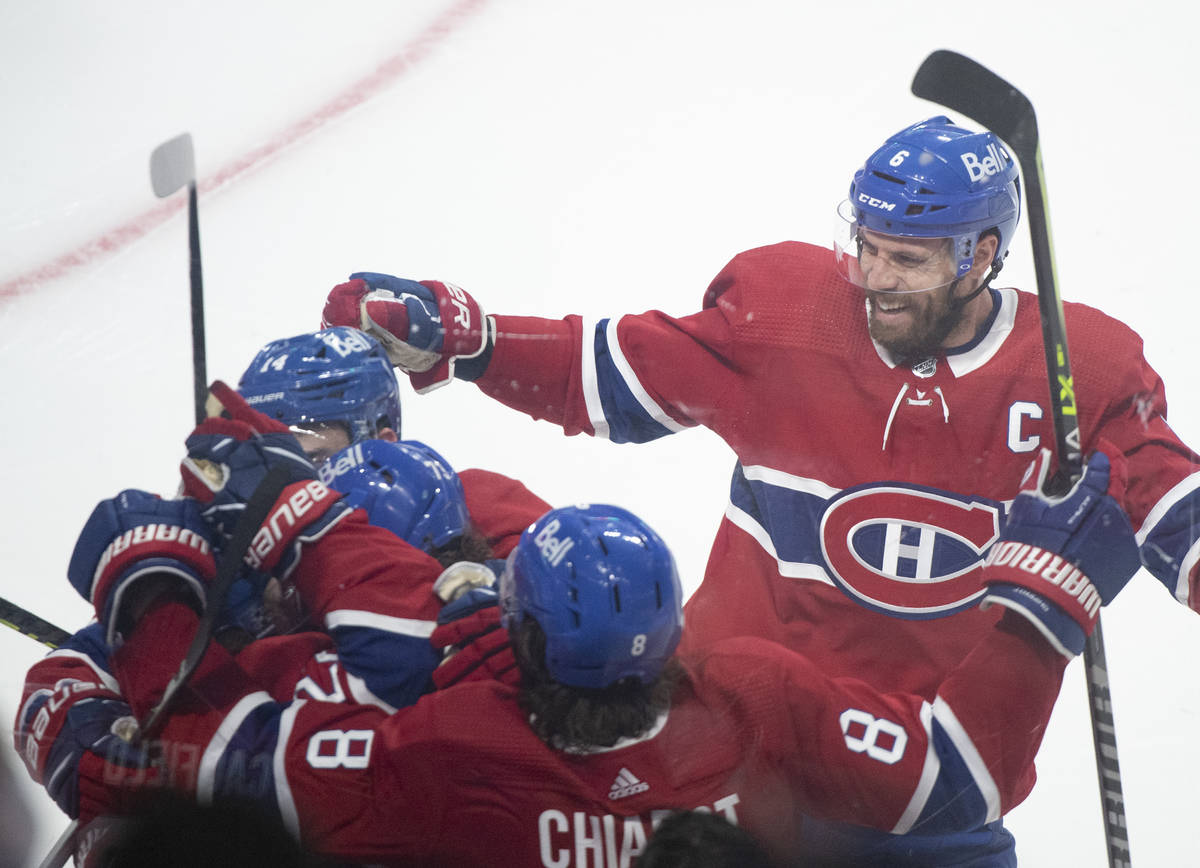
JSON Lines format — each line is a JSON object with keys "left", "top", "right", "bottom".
{"left": 834, "top": 200, "right": 959, "bottom": 295}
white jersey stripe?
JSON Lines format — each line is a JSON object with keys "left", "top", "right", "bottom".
{"left": 605, "top": 316, "right": 688, "bottom": 434}
{"left": 892, "top": 701, "right": 939, "bottom": 834}
{"left": 1135, "top": 469, "right": 1200, "bottom": 543}
{"left": 740, "top": 464, "right": 840, "bottom": 499}
{"left": 324, "top": 609, "right": 436, "bottom": 639}
{"left": 197, "top": 690, "right": 274, "bottom": 803}
{"left": 1176, "top": 539, "right": 1200, "bottom": 606}
{"left": 579, "top": 317, "right": 610, "bottom": 439}
{"left": 725, "top": 501, "right": 836, "bottom": 587}
{"left": 931, "top": 696, "right": 1002, "bottom": 824}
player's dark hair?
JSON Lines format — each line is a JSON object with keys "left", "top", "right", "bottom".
{"left": 512, "top": 617, "right": 680, "bottom": 751}
{"left": 428, "top": 525, "right": 493, "bottom": 570}
{"left": 636, "top": 810, "right": 780, "bottom": 868}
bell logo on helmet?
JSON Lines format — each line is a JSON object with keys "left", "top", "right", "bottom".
{"left": 960, "top": 142, "right": 1008, "bottom": 183}
{"left": 534, "top": 518, "right": 575, "bottom": 567}
{"left": 318, "top": 443, "right": 366, "bottom": 485}
{"left": 857, "top": 193, "right": 897, "bottom": 212}
{"left": 321, "top": 328, "right": 374, "bottom": 358}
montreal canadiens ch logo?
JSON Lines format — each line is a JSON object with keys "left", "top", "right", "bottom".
{"left": 819, "top": 485, "right": 1003, "bottom": 618}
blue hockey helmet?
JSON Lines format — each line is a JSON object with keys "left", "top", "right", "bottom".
{"left": 319, "top": 439, "right": 470, "bottom": 552}
{"left": 499, "top": 504, "right": 684, "bottom": 689}
{"left": 237, "top": 327, "right": 401, "bottom": 444}
{"left": 839, "top": 116, "right": 1021, "bottom": 284}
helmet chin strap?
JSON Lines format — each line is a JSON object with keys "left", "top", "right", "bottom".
{"left": 948, "top": 256, "right": 1004, "bottom": 310}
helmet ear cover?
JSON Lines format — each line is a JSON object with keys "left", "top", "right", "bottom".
{"left": 499, "top": 505, "right": 684, "bottom": 690}
{"left": 237, "top": 327, "right": 402, "bottom": 445}
{"left": 846, "top": 116, "right": 1021, "bottom": 280}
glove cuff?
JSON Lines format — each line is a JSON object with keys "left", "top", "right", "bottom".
{"left": 256, "top": 482, "right": 351, "bottom": 578}
{"left": 981, "top": 584, "right": 1086, "bottom": 659}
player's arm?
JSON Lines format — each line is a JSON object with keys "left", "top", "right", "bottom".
{"left": 458, "top": 468, "right": 552, "bottom": 557}
{"left": 286, "top": 513, "right": 444, "bottom": 711}
{"left": 180, "top": 381, "right": 445, "bottom": 711}
{"left": 321, "top": 271, "right": 749, "bottom": 444}
{"left": 1069, "top": 306, "right": 1200, "bottom": 610}
{"left": 751, "top": 451, "right": 1140, "bottom": 832}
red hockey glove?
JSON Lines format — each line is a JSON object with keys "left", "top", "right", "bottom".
{"left": 16, "top": 679, "right": 153, "bottom": 822}
{"left": 180, "top": 381, "right": 351, "bottom": 578}
{"left": 981, "top": 449, "right": 1141, "bottom": 658}
{"left": 430, "top": 583, "right": 518, "bottom": 690}
{"left": 322, "top": 272, "right": 489, "bottom": 393}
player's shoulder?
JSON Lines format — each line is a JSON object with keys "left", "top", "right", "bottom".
{"left": 697, "top": 241, "right": 864, "bottom": 354}
{"left": 683, "top": 634, "right": 818, "bottom": 688}
{"left": 702, "top": 240, "right": 839, "bottom": 309}
{"left": 1010, "top": 287, "right": 1145, "bottom": 351}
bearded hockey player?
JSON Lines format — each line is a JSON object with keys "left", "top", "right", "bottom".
{"left": 319, "top": 116, "right": 1200, "bottom": 863}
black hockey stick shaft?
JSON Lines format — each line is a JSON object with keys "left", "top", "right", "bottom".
{"left": 913, "top": 50, "right": 1130, "bottom": 868}
{"left": 36, "top": 464, "right": 294, "bottom": 868}
{"left": 0, "top": 596, "right": 71, "bottom": 648}
{"left": 150, "top": 133, "right": 207, "bottom": 425}
{"left": 139, "top": 462, "right": 292, "bottom": 738}
{"left": 41, "top": 137, "right": 221, "bottom": 868}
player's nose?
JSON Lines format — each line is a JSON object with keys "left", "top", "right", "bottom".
{"left": 865, "top": 258, "right": 901, "bottom": 292}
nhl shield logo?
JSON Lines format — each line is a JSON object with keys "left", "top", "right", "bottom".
{"left": 819, "top": 484, "right": 1003, "bottom": 617}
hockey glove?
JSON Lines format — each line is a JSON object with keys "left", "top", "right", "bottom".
{"left": 67, "top": 489, "right": 216, "bottom": 645}
{"left": 322, "top": 272, "right": 490, "bottom": 392}
{"left": 981, "top": 449, "right": 1141, "bottom": 658}
{"left": 16, "top": 682, "right": 151, "bottom": 821}
{"left": 430, "top": 576, "right": 518, "bottom": 690}
{"left": 180, "top": 381, "right": 351, "bottom": 579}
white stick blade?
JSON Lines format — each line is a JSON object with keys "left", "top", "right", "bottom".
{"left": 150, "top": 132, "right": 196, "bottom": 198}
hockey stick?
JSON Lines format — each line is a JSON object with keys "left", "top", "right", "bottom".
{"left": 912, "top": 50, "right": 1130, "bottom": 868}
{"left": 150, "top": 133, "right": 207, "bottom": 426}
{"left": 0, "top": 596, "right": 71, "bottom": 648}
{"left": 138, "top": 462, "right": 292, "bottom": 738}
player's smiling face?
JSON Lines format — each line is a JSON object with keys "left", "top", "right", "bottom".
{"left": 858, "top": 230, "right": 965, "bottom": 362}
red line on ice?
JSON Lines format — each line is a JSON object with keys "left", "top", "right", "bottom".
{"left": 0, "top": 0, "right": 489, "bottom": 303}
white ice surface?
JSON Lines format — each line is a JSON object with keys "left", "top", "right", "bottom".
{"left": 1, "top": 2, "right": 1196, "bottom": 865}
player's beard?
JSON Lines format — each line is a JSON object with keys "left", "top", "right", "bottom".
{"left": 866, "top": 280, "right": 966, "bottom": 365}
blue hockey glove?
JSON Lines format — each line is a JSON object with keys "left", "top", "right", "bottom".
{"left": 17, "top": 682, "right": 150, "bottom": 820}
{"left": 322, "top": 272, "right": 490, "bottom": 392}
{"left": 68, "top": 489, "right": 216, "bottom": 645}
{"left": 982, "top": 450, "right": 1141, "bottom": 657}
{"left": 180, "top": 381, "right": 351, "bottom": 578}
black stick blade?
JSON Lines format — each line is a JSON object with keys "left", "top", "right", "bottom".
{"left": 150, "top": 132, "right": 196, "bottom": 198}
{"left": 911, "top": 50, "right": 1038, "bottom": 153}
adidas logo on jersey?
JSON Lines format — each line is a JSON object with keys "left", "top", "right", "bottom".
{"left": 609, "top": 768, "right": 649, "bottom": 800}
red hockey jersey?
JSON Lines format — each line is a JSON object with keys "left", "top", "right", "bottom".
{"left": 472, "top": 241, "right": 1200, "bottom": 697}
{"left": 107, "top": 601, "right": 1066, "bottom": 868}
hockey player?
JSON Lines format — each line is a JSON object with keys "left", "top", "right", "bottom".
{"left": 12, "top": 333, "right": 545, "bottom": 837}
{"left": 319, "top": 116, "right": 1200, "bottom": 861}
{"left": 30, "top": 445, "right": 1141, "bottom": 867}
{"left": 228, "top": 327, "right": 549, "bottom": 693}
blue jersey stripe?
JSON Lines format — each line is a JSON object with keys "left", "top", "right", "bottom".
{"left": 585, "top": 319, "right": 681, "bottom": 444}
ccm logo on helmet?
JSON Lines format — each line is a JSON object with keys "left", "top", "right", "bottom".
{"left": 960, "top": 142, "right": 1008, "bottom": 183}
{"left": 857, "top": 193, "right": 896, "bottom": 212}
